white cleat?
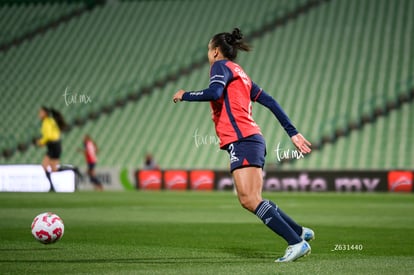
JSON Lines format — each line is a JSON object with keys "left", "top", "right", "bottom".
{"left": 301, "top": 227, "right": 315, "bottom": 242}
{"left": 275, "top": 240, "right": 311, "bottom": 263}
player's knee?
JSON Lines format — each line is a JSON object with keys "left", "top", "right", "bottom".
{"left": 238, "top": 194, "right": 259, "bottom": 212}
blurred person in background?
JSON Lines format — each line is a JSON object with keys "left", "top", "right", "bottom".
{"left": 80, "top": 134, "right": 103, "bottom": 191}
{"left": 37, "top": 106, "right": 67, "bottom": 191}
{"left": 143, "top": 153, "right": 159, "bottom": 170}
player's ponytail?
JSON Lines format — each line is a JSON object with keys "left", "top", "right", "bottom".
{"left": 211, "top": 27, "right": 251, "bottom": 61}
{"left": 50, "top": 108, "right": 67, "bottom": 131}
{"left": 42, "top": 106, "right": 67, "bottom": 131}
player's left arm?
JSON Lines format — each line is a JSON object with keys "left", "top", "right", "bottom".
{"left": 251, "top": 82, "right": 311, "bottom": 154}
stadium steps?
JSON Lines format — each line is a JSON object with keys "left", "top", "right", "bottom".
{"left": 78, "top": 2, "right": 410, "bottom": 168}
{"left": 0, "top": 0, "right": 316, "bottom": 163}
{"left": 1, "top": 1, "right": 304, "bottom": 155}
{"left": 289, "top": 99, "right": 414, "bottom": 170}
{"left": 239, "top": 0, "right": 414, "bottom": 170}
{"left": 1, "top": 0, "right": 413, "bottom": 171}
{"left": 0, "top": 1, "right": 102, "bottom": 52}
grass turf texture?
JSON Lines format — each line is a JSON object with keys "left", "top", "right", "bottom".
{"left": 0, "top": 192, "right": 413, "bottom": 274}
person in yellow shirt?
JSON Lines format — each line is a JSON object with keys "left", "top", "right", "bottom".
{"left": 37, "top": 106, "right": 67, "bottom": 189}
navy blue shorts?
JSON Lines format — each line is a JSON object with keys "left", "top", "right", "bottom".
{"left": 225, "top": 134, "right": 267, "bottom": 173}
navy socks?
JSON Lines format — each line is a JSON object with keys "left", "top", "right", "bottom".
{"left": 255, "top": 200, "right": 302, "bottom": 245}
{"left": 267, "top": 200, "right": 303, "bottom": 236}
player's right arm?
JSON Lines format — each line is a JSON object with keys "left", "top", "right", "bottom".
{"left": 173, "top": 61, "right": 231, "bottom": 102}
{"left": 173, "top": 82, "right": 224, "bottom": 102}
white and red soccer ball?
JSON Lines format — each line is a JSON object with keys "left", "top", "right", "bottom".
{"left": 31, "top": 212, "right": 64, "bottom": 244}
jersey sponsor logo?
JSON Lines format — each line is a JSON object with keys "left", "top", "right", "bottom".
{"left": 188, "top": 91, "right": 204, "bottom": 96}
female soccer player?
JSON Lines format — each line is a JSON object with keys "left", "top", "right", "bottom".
{"left": 173, "top": 28, "right": 314, "bottom": 262}
{"left": 37, "top": 106, "right": 66, "bottom": 190}
{"left": 81, "top": 135, "right": 103, "bottom": 191}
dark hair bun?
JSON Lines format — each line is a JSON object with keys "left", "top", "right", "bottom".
{"left": 231, "top": 28, "right": 243, "bottom": 41}
{"left": 211, "top": 27, "right": 251, "bottom": 61}
{"left": 226, "top": 28, "right": 243, "bottom": 45}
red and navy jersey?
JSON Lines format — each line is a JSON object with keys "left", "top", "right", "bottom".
{"left": 84, "top": 140, "right": 97, "bottom": 164}
{"left": 209, "top": 60, "right": 261, "bottom": 147}
{"left": 182, "top": 60, "right": 298, "bottom": 148}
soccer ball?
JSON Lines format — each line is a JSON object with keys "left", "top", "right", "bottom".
{"left": 31, "top": 212, "right": 64, "bottom": 244}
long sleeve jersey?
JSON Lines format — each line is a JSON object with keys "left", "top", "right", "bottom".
{"left": 182, "top": 60, "right": 298, "bottom": 148}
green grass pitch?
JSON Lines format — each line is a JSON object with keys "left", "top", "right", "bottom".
{"left": 0, "top": 191, "right": 413, "bottom": 274}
